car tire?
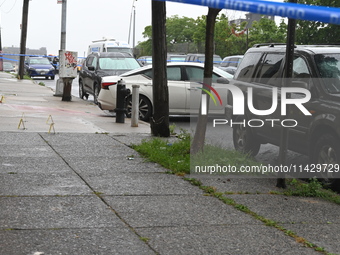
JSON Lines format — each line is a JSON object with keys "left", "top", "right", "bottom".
{"left": 126, "top": 95, "right": 152, "bottom": 122}
{"left": 79, "top": 79, "right": 85, "bottom": 100}
{"left": 93, "top": 83, "right": 100, "bottom": 105}
{"left": 232, "top": 116, "right": 261, "bottom": 156}
{"left": 312, "top": 134, "right": 340, "bottom": 185}
{"left": 51, "top": 76, "right": 55, "bottom": 80}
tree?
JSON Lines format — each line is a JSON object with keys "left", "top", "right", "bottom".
{"left": 291, "top": 0, "right": 340, "bottom": 44}
{"left": 248, "top": 18, "right": 287, "bottom": 46}
{"left": 150, "top": 0, "right": 169, "bottom": 137}
{"left": 191, "top": 8, "right": 221, "bottom": 154}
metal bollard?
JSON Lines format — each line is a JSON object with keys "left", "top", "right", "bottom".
{"left": 115, "top": 79, "right": 130, "bottom": 123}
{"left": 131, "top": 85, "right": 140, "bottom": 127}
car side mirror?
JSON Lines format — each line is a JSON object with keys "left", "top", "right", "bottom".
{"left": 88, "top": 66, "right": 95, "bottom": 71}
{"left": 216, "top": 77, "right": 230, "bottom": 84}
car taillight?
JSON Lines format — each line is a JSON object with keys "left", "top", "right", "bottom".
{"left": 101, "top": 82, "right": 117, "bottom": 90}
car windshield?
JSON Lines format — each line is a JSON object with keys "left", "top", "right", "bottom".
{"left": 197, "top": 56, "right": 222, "bottom": 64}
{"left": 169, "top": 56, "right": 185, "bottom": 62}
{"left": 98, "top": 57, "right": 141, "bottom": 70}
{"left": 29, "top": 58, "right": 51, "bottom": 65}
{"left": 3, "top": 62, "right": 13, "bottom": 68}
{"left": 315, "top": 53, "right": 340, "bottom": 94}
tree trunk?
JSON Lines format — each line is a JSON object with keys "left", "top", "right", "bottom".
{"left": 191, "top": 8, "right": 221, "bottom": 154}
{"left": 150, "top": 1, "right": 170, "bottom": 137}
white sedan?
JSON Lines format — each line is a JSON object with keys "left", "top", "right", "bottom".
{"left": 98, "top": 62, "right": 233, "bottom": 121}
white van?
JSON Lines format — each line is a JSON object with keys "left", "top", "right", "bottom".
{"left": 87, "top": 38, "right": 134, "bottom": 56}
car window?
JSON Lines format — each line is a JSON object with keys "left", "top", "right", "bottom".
{"left": 140, "top": 66, "right": 181, "bottom": 81}
{"left": 315, "top": 53, "right": 340, "bottom": 93}
{"left": 234, "top": 52, "right": 262, "bottom": 81}
{"left": 230, "top": 58, "right": 238, "bottom": 67}
{"left": 256, "top": 53, "right": 284, "bottom": 85}
{"left": 86, "top": 56, "right": 94, "bottom": 67}
{"left": 98, "top": 57, "right": 140, "bottom": 70}
{"left": 167, "top": 67, "right": 181, "bottom": 81}
{"left": 92, "top": 57, "right": 98, "bottom": 69}
{"left": 185, "top": 66, "right": 220, "bottom": 82}
{"left": 220, "top": 59, "right": 229, "bottom": 67}
{"left": 28, "top": 58, "right": 51, "bottom": 65}
{"left": 293, "top": 55, "right": 311, "bottom": 77}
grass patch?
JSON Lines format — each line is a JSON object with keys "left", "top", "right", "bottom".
{"left": 284, "top": 178, "right": 340, "bottom": 205}
{"left": 132, "top": 135, "right": 191, "bottom": 174}
{"left": 132, "top": 131, "right": 260, "bottom": 176}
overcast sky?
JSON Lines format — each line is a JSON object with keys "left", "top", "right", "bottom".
{"left": 0, "top": 0, "right": 283, "bottom": 57}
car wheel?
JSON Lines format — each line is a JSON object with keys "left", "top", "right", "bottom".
{"left": 232, "top": 116, "right": 261, "bottom": 156}
{"left": 51, "top": 76, "right": 55, "bottom": 80}
{"left": 126, "top": 95, "right": 152, "bottom": 122}
{"left": 93, "top": 83, "right": 100, "bottom": 105}
{"left": 79, "top": 79, "right": 85, "bottom": 99}
{"left": 313, "top": 134, "right": 340, "bottom": 185}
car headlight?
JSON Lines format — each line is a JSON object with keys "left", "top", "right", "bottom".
{"left": 49, "top": 67, "right": 55, "bottom": 71}
{"left": 29, "top": 67, "right": 36, "bottom": 71}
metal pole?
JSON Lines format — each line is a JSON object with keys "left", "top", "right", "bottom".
{"left": 131, "top": 85, "right": 140, "bottom": 127}
{"left": 0, "top": 12, "right": 3, "bottom": 72}
{"left": 18, "top": 0, "right": 29, "bottom": 79}
{"left": 133, "top": 6, "right": 136, "bottom": 49}
{"left": 60, "top": 0, "right": 67, "bottom": 50}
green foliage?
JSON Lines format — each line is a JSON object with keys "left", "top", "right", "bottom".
{"left": 248, "top": 18, "right": 287, "bottom": 46}
{"left": 137, "top": 13, "right": 290, "bottom": 58}
{"left": 284, "top": 178, "right": 340, "bottom": 205}
{"left": 132, "top": 135, "right": 191, "bottom": 174}
{"left": 290, "top": 0, "right": 340, "bottom": 45}
{"left": 191, "top": 144, "right": 261, "bottom": 175}
{"left": 133, "top": 130, "right": 260, "bottom": 177}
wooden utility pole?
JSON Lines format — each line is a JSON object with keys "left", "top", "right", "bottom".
{"left": 18, "top": 0, "right": 29, "bottom": 79}
{"left": 150, "top": 0, "right": 169, "bottom": 137}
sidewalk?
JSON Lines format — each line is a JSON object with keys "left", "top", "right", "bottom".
{"left": 1, "top": 72, "right": 340, "bottom": 255}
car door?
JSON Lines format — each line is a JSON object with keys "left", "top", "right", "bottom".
{"left": 167, "top": 66, "right": 187, "bottom": 114}
{"left": 83, "top": 55, "right": 97, "bottom": 94}
{"left": 286, "top": 54, "right": 314, "bottom": 154}
{"left": 250, "top": 53, "right": 285, "bottom": 143}
{"left": 136, "top": 66, "right": 187, "bottom": 114}
{"left": 185, "top": 66, "right": 227, "bottom": 114}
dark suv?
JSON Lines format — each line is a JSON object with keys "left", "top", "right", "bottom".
{"left": 226, "top": 44, "right": 340, "bottom": 182}
{"left": 79, "top": 52, "right": 141, "bottom": 104}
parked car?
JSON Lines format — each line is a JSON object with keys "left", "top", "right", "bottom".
{"left": 185, "top": 53, "right": 222, "bottom": 66}
{"left": 218, "top": 55, "right": 243, "bottom": 75}
{"left": 225, "top": 43, "right": 340, "bottom": 185}
{"left": 3, "top": 62, "right": 15, "bottom": 72}
{"left": 24, "top": 57, "right": 55, "bottom": 80}
{"left": 78, "top": 52, "right": 141, "bottom": 104}
{"left": 98, "top": 62, "right": 233, "bottom": 121}
{"left": 167, "top": 53, "right": 186, "bottom": 63}
{"left": 138, "top": 56, "right": 152, "bottom": 66}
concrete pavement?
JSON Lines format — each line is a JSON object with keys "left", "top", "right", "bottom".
{"left": 1, "top": 72, "right": 340, "bottom": 255}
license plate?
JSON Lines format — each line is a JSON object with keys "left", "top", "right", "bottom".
{"left": 40, "top": 72, "right": 45, "bottom": 75}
